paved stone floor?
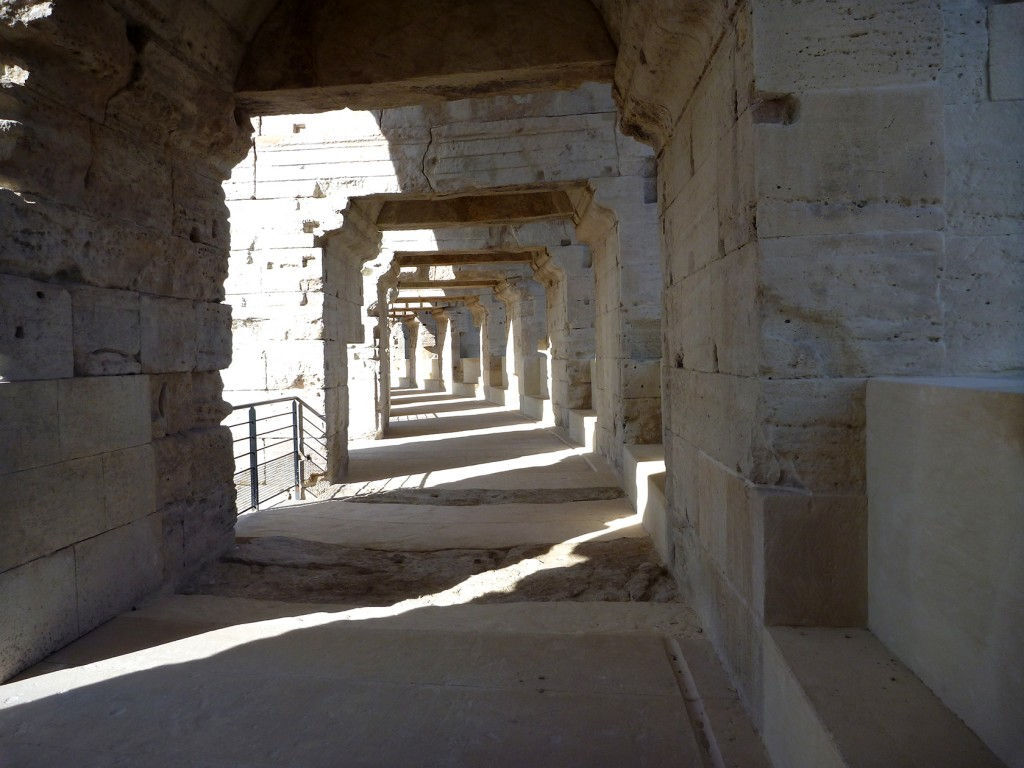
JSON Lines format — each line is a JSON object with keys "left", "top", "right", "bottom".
{"left": 0, "top": 389, "right": 768, "bottom": 767}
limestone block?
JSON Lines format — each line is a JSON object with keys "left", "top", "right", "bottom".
{"left": 0, "top": 379, "right": 60, "bottom": 474}
{"left": 58, "top": 375, "right": 150, "bottom": 460}
{"left": 756, "top": 85, "right": 945, "bottom": 238}
{"left": 0, "top": 0, "right": 133, "bottom": 89}
{"left": 172, "top": 166, "right": 231, "bottom": 251}
{"left": 944, "top": 100, "right": 1024, "bottom": 236}
{"left": 192, "top": 372, "right": 231, "bottom": 429}
{"left": 717, "top": 111, "right": 756, "bottom": 256}
{"left": 0, "top": 456, "right": 104, "bottom": 573}
{"left": 180, "top": 482, "right": 236, "bottom": 573}
{"left": 867, "top": 377, "right": 1024, "bottom": 767}
{"left": 664, "top": 155, "right": 718, "bottom": 282}
{"left": 621, "top": 359, "right": 661, "bottom": 399}
{"left": 989, "top": 3, "right": 1024, "bottom": 101}
{"left": 85, "top": 124, "right": 173, "bottom": 231}
{"left": 622, "top": 397, "right": 662, "bottom": 445}
{"left": 759, "top": 488, "right": 867, "bottom": 626}
{"left": 0, "top": 99, "right": 91, "bottom": 207}
{"left": 690, "top": 27, "right": 736, "bottom": 165}
{"left": 666, "top": 266, "right": 715, "bottom": 375}
{"left": 188, "top": 427, "right": 235, "bottom": 501}
{"left": 102, "top": 444, "right": 157, "bottom": 528}
{"left": 620, "top": 316, "right": 662, "bottom": 360}
{"left": 663, "top": 368, "right": 759, "bottom": 477}
{"left": 695, "top": 450, "right": 744, "bottom": 585}
{"left": 140, "top": 295, "right": 197, "bottom": 373}
{"left": 734, "top": 3, "right": 755, "bottom": 115}
{"left": 160, "top": 500, "right": 188, "bottom": 586}
{"left": 682, "top": 525, "right": 766, "bottom": 717}
{"left": 426, "top": 113, "right": 620, "bottom": 191}
{"left": 110, "top": 0, "right": 243, "bottom": 85}
{"left": 759, "top": 232, "right": 945, "bottom": 377}
{"left": 172, "top": 240, "right": 230, "bottom": 302}
{"left": 153, "top": 433, "right": 192, "bottom": 510}
{"left": 664, "top": 431, "right": 699, "bottom": 528}
{"left": 74, "top": 515, "right": 163, "bottom": 635}
{"left": 936, "top": 1, "right": 988, "bottom": 105}
{"left": 755, "top": 378, "right": 866, "bottom": 494}
{"left": 195, "top": 301, "right": 232, "bottom": 372}
{"left": 149, "top": 373, "right": 193, "bottom": 439}
{"left": 0, "top": 275, "right": 73, "bottom": 381}
{"left": 752, "top": 0, "right": 942, "bottom": 92}
{"left": 943, "top": 234, "right": 1024, "bottom": 372}
{"left": 70, "top": 285, "right": 141, "bottom": 375}
{"left": 0, "top": 550, "right": 77, "bottom": 682}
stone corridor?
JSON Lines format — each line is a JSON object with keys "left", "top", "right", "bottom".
{"left": 2, "top": 1, "right": 1022, "bottom": 765}
{"left": 0, "top": 387, "right": 768, "bottom": 767}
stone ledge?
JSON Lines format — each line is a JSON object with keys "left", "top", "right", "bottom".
{"left": 521, "top": 394, "right": 554, "bottom": 424}
{"left": 568, "top": 408, "right": 597, "bottom": 450}
{"left": 762, "top": 627, "right": 1005, "bottom": 768}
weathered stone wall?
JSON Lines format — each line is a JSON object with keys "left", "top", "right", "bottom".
{"left": 0, "top": 0, "right": 249, "bottom": 679}
{"left": 613, "top": 0, "right": 1023, "bottom": 750}
{"left": 867, "top": 377, "right": 1024, "bottom": 767}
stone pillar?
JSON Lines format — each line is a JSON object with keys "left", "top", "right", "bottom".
{"left": 448, "top": 306, "right": 481, "bottom": 394}
{"left": 414, "top": 311, "right": 442, "bottom": 391}
{"left": 534, "top": 245, "right": 596, "bottom": 429}
{"left": 435, "top": 310, "right": 456, "bottom": 393}
{"left": 475, "top": 293, "right": 508, "bottom": 400}
{"left": 576, "top": 177, "right": 662, "bottom": 474}
{"left": 389, "top": 321, "right": 415, "bottom": 388}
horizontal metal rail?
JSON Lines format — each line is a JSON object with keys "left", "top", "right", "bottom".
{"left": 227, "top": 396, "right": 328, "bottom": 514}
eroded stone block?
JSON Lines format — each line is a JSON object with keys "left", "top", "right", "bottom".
{"left": 102, "top": 444, "right": 157, "bottom": 527}
{"left": 989, "top": 3, "right": 1024, "bottom": 101}
{"left": 74, "top": 514, "right": 163, "bottom": 635}
{"left": 752, "top": 0, "right": 942, "bottom": 92}
{"left": 0, "top": 379, "right": 60, "bottom": 474}
{"left": 58, "top": 375, "right": 150, "bottom": 460}
{"left": 0, "top": 456, "right": 105, "bottom": 573}
{"left": 70, "top": 285, "right": 141, "bottom": 375}
{"left": 0, "top": 550, "right": 77, "bottom": 682}
{"left": 759, "top": 488, "right": 867, "bottom": 627}
{"left": 195, "top": 301, "right": 232, "bottom": 372}
{"left": 140, "top": 295, "right": 197, "bottom": 373}
{"left": 0, "top": 275, "right": 73, "bottom": 382}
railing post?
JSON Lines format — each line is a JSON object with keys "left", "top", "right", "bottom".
{"left": 291, "top": 399, "right": 302, "bottom": 500}
{"left": 296, "top": 400, "right": 306, "bottom": 500}
{"left": 248, "top": 406, "right": 259, "bottom": 511}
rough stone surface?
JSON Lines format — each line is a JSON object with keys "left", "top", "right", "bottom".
{"left": 1, "top": 1, "right": 1019, "bottom": 764}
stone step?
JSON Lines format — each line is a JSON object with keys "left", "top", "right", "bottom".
{"left": 568, "top": 407, "right": 598, "bottom": 450}
{"left": 762, "top": 627, "right": 1006, "bottom": 768}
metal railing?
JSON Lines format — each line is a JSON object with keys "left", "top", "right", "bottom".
{"left": 224, "top": 397, "right": 327, "bottom": 514}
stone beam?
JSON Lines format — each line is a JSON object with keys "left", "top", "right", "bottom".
{"left": 392, "top": 296, "right": 477, "bottom": 306}
{"left": 394, "top": 251, "right": 538, "bottom": 267}
{"left": 398, "top": 279, "right": 499, "bottom": 289}
{"left": 235, "top": 0, "right": 614, "bottom": 115}
{"left": 376, "top": 192, "right": 575, "bottom": 230}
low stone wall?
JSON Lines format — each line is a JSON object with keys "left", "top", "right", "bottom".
{"left": 867, "top": 377, "right": 1024, "bottom": 767}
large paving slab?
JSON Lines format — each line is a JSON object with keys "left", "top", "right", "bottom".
{"left": 1, "top": 605, "right": 705, "bottom": 767}
{"left": 236, "top": 497, "right": 644, "bottom": 550}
